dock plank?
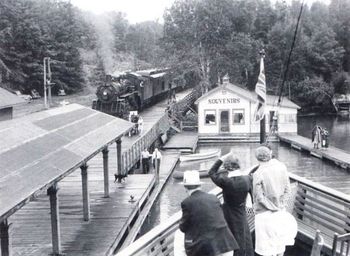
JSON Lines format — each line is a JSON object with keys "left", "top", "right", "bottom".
{"left": 279, "top": 134, "right": 350, "bottom": 170}
{"left": 162, "top": 132, "right": 198, "bottom": 153}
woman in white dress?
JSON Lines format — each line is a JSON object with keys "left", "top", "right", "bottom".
{"left": 252, "top": 146, "right": 297, "bottom": 256}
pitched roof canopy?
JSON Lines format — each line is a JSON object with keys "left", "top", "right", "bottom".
{"left": 0, "top": 87, "right": 26, "bottom": 108}
{"left": 0, "top": 104, "right": 133, "bottom": 222}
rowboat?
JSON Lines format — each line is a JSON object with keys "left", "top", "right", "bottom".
{"left": 172, "top": 170, "right": 209, "bottom": 179}
{"left": 116, "top": 173, "right": 350, "bottom": 256}
{"left": 179, "top": 149, "right": 221, "bottom": 162}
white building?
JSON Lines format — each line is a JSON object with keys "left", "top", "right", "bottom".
{"left": 195, "top": 81, "right": 300, "bottom": 136}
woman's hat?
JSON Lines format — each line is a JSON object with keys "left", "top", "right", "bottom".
{"left": 255, "top": 146, "right": 272, "bottom": 162}
{"left": 181, "top": 170, "right": 203, "bottom": 186}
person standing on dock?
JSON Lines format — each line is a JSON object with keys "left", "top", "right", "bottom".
{"left": 152, "top": 148, "right": 162, "bottom": 174}
{"left": 311, "top": 122, "right": 322, "bottom": 149}
{"left": 252, "top": 146, "right": 297, "bottom": 256}
{"left": 141, "top": 148, "right": 150, "bottom": 174}
{"left": 208, "top": 151, "right": 254, "bottom": 256}
{"left": 179, "top": 170, "right": 239, "bottom": 256}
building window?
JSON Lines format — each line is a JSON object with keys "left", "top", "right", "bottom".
{"left": 162, "top": 81, "right": 165, "bottom": 90}
{"left": 204, "top": 110, "right": 216, "bottom": 125}
{"left": 232, "top": 109, "right": 245, "bottom": 124}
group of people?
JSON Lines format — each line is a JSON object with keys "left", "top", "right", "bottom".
{"left": 311, "top": 122, "right": 329, "bottom": 149}
{"left": 141, "top": 147, "right": 162, "bottom": 174}
{"left": 129, "top": 112, "right": 143, "bottom": 136}
{"left": 175, "top": 145, "right": 297, "bottom": 256}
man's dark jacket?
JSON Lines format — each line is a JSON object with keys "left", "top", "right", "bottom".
{"left": 179, "top": 190, "right": 239, "bottom": 256}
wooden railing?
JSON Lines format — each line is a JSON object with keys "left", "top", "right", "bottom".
{"left": 116, "top": 174, "right": 350, "bottom": 256}
{"left": 289, "top": 173, "right": 350, "bottom": 255}
{"left": 122, "top": 114, "right": 170, "bottom": 174}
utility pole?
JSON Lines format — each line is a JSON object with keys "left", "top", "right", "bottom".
{"left": 43, "top": 57, "right": 54, "bottom": 108}
{"left": 44, "top": 57, "right": 48, "bottom": 108}
{"left": 259, "top": 50, "right": 266, "bottom": 144}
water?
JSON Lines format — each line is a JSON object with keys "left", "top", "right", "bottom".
{"left": 140, "top": 115, "right": 350, "bottom": 246}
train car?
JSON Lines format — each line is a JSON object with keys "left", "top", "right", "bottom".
{"left": 92, "top": 68, "right": 183, "bottom": 119}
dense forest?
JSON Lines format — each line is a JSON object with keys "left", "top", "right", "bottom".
{"left": 0, "top": 0, "right": 349, "bottom": 112}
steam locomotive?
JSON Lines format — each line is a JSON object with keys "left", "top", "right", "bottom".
{"left": 92, "top": 69, "right": 182, "bottom": 118}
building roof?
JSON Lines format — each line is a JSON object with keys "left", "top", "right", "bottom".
{"left": 0, "top": 87, "right": 26, "bottom": 108}
{"left": 195, "top": 83, "right": 300, "bottom": 109}
{"left": 0, "top": 104, "right": 134, "bottom": 222}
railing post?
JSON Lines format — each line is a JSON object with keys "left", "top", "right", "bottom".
{"left": 0, "top": 219, "right": 11, "bottom": 256}
{"left": 81, "top": 164, "right": 90, "bottom": 221}
{"left": 47, "top": 184, "right": 61, "bottom": 255}
{"left": 102, "top": 147, "right": 109, "bottom": 198}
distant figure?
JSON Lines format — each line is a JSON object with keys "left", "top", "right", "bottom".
{"left": 209, "top": 151, "right": 254, "bottom": 256}
{"left": 179, "top": 170, "right": 239, "bottom": 256}
{"left": 311, "top": 122, "right": 322, "bottom": 149}
{"left": 252, "top": 146, "right": 297, "bottom": 256}
{"left": 141, "top": 148, "right": 150, "bottom": 174}
{"left": 152, "top": 148, "right": 162, "bottom": 174}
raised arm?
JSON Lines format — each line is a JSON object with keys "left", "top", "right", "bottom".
{"left": 208, "top": 152, "right": 234, "bottom": 188}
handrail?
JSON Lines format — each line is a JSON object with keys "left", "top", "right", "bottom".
{"left": 116, "top": 187, "right": 222, "bottom": 256}
{"left": 289, "top": 173, "right": 350, "bottom": 203}
{"left": 116, "top": 173, "right": 350, "bottom": 256}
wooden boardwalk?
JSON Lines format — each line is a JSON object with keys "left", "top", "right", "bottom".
{"left": 279, "top": 134, "right": 350, "bottom": 170}
{"left": 9, "top": 152, "right": 179, "bottom": 256}
{"left": 162, "top": 132, "right": 198, "bottom": 153}
{"left": 6, "top": 89, "right": 191, "bottom": 255}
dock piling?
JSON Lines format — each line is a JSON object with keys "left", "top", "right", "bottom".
{"left": 102, "top": 148, "right": 110, "bottom": 198}
{"left": 80, "top": 164, "right": 90, "bottom": 221}
{"left": 47, "top": 184, "right": 61, "bottom": 255}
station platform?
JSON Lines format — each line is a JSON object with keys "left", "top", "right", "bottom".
{"left": 9, "top": 151, "right": 179, "bottom": 256}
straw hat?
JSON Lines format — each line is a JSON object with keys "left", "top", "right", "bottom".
{"left": 181, "top": 170, "right": 203, "bottom": 186}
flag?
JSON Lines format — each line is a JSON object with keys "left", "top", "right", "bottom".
{"left": 253, "top": 56, "right": 266, "bottom": 122}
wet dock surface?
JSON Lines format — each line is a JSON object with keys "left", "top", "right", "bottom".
{"left": 278, "top": 134, "right": 350, "bottom": 170}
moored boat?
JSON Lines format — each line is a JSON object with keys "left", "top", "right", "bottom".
{"left": 179, "top": 149, "right": 221, "bottom": 162}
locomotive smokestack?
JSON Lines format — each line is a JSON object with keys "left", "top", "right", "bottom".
{"left": 105, "top": 75, "right": 112, "bottom": 85}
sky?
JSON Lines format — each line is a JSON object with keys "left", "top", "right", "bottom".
{"left": 70, "top": 0, "right": 175, "bottom": 23}
{"left": 70, "top": 0, "right": 331, "bottom": 24}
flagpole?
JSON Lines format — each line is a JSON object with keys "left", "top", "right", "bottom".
{"left": 259, "top": 50, "right": 266, "bottom": 144}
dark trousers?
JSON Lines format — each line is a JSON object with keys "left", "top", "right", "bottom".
{"left": 142, "top": 158, "right": 149, "bottom": 174}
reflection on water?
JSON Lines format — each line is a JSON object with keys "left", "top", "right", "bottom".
{"left": 141, "top": 142, "right": 350, "bottom": 234}
{"left": 298, "top": 114, "right": 350, "bottom": 152}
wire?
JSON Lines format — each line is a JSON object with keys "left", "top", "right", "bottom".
{"left": 277, "top": 0, "right": 305, "bottom": 106}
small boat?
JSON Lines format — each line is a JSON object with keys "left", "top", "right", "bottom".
{"left": 180, "top": 149, "right": 221, "bottom": 162}
{"left": 172, "top": 170, "right": 209, "bottom": 179}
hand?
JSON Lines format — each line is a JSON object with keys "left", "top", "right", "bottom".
{"left": 220, "top": 151, "right": 236, "bottom": 163}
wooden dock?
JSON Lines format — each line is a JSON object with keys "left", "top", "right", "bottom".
{"left": 278, "top": 134, "right": 350, "bottom": 170}
{"left": 162, "top": 132, "right": 198, "bottom": 153}
{"left": 9, "top": 151, "right": 179, "bottom": 256}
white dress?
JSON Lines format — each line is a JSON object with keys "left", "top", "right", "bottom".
{"left": 253, "top": 159, "right": 297, "bottom": 255}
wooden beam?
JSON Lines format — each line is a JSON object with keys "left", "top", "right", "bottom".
{"left": 102, "top": 148, "right": 109, "bottom": 198}
{"left": 116, "top": 139, "right": 122, "bottom": 176}
{"left": 0, "top": 219, "right": 11, "bottom": 256}
{"left": 47, "top": 184, "right": 61, "bottom": 255}
{"left": 81, "top": 164, "right": 90, "bottom": 221}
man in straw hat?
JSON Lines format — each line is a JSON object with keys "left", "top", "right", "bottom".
{"left": 179, "top": 170, "right": 239, "bottom": 256}
{"left": 252, "top": 146, "right": 297, "bottom": 256}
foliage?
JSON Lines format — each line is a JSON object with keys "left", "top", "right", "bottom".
{"left": 1, "top": 0, "right": 350, "bottom": 113}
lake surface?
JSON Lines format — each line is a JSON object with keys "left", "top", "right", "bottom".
{"left": 140, "top": 114, "right": 350, "bottom": 247}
